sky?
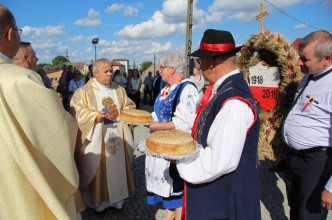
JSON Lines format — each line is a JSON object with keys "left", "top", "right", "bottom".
{"left": 4, "top": 0, "right": 332, "bottom": 68}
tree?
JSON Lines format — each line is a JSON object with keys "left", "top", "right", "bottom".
{"left": 37, "top": 63, "right": 48, "bottom": 69}
{"left": 132, "top": 60, "right": 137, "bottom": 70}
{"left": 52, "top": 55, "right": 68, "bottom": 70}
{"left": 140, "top": 61, "right": 153, "bottom": 72}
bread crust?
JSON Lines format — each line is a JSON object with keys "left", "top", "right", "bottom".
{"left": 120, "top": 109, "right": 153, "bottom": 124}
{"left": 146, "top": 130, "right": 195, "bottom": 155}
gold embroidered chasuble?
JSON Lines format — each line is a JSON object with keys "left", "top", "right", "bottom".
{"left": 0, "top": 57, "right": 79, "bottom": 219}
{"left": 70, "top": 79, "right": 135, "bottom": 209}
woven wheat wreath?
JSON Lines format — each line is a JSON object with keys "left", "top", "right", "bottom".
{"left": 237, "top": 31, "right": 302, "bottom": 161}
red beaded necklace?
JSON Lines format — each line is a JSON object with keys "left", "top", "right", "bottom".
{"left": 161, "top": 77, "right": 184, "bottom": 98}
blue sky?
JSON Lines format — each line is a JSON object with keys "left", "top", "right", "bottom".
{"left": 4, "top": 0, "right": 332, "bottom": 68}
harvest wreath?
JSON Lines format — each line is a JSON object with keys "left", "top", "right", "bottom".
{"left": 237, "top": 31, "right": 302, "bottom": 161}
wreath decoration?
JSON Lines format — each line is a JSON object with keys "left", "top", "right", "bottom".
{"left": 237, "top": 31, "right": 302, "bottom": 161}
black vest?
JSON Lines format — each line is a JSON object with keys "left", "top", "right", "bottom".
{"left": 187, "top": 73, "right": 261, "bottom": 220}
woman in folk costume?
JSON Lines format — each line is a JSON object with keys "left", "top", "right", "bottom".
{"left": 70, "top": 58, "right": 135, "bottom": 213}
{"left": 145, "top": 50, "right": 199, "bottom": 220}
{"left": 177, "top": 29, "right": 261, "bottom": 220}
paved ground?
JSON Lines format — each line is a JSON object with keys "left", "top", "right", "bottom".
{"left": 81, "top": 104, "right": 331, "bottom": 220}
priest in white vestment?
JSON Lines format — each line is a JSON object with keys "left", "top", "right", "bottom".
{"left": 70, "top": 58, "right": 136, "bottom": 212}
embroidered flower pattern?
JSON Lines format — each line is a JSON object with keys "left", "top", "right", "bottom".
{"left": 146, "top": 168, "right": 169, "bottom": 184}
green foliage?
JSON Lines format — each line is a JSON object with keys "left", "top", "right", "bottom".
{"left": 140, "top": 61, "right": 153, "bottom": 72}
{"left": 37, "top": 63, "right": 48, "bottom": 69}
{"left": 43, "top": 64, "right": 56, "bottom": 71}
{"left": 52, "top": 55, "right": 68, "bottom": 70}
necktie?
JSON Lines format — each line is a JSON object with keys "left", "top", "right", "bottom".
{"left": 291, "top": 74, "right": 313, "bottom": 108}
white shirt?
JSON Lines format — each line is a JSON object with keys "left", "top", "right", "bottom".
{"left": 177, "top": 70, "right": 255, "bottom": 184}
{"left": 283, "top": 66, "right": 332, "bottom": 192}
{"left": 68, "top": 79, "right": 85, "bottom": 101}
{"left": 131, "top": 78, "right": 141, "bottom": 91}
{"left": 283, "top": 66, "right": 332, "bottom": 150}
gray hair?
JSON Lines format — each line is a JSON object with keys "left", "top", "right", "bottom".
{"left": 299, "top": 30, "right": 332, "bottom": 60}
{"left": 93, "top": 58, "right": 112, "bottom": 73}
{"left": 160, "top": 50, "right": 185, "bottom": 76}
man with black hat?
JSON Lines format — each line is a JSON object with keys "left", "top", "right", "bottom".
{"left": 176, "top": 29, "right": 261, "bottom": 220}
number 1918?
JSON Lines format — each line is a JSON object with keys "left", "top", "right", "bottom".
{"left": 250, "top": 75, "right": 263, "bottom": 85}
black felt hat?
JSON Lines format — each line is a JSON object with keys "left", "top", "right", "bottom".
{"left": 190, "top": 29, "right": 242, "bottom": 58}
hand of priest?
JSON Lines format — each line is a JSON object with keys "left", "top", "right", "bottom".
{"left": 96, "top": 111, "right": 107, "bottom": 123}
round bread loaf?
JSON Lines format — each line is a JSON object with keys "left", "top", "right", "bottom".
{"left": 120, "top": 109, "right": 153, "bottom": 124}
{"left": 146, "top": 130, "right": 195, "bottom": 156}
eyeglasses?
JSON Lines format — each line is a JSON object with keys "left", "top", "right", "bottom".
{"left": 13, "top": 27, "right": 23, "bottom": 36}
{"left": 160, "top": 65, "right": 173, "bottom": 70}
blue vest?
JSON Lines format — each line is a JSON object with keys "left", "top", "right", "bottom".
{"left": 187, "top": 73, "right": 261, "bottom": 220}
{"left": 154, "top": 81, "right": 195, "bottom": 122}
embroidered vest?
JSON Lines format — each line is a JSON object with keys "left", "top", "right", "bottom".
{"left": 186, "top": 73, "right": 261, "bottom": 220}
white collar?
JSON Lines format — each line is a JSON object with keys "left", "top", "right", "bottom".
{"left": 212, "top": 69, "right": 240, "bottom": 96}
{"left": 94, "top": 78, "right": 110, "bottom": 90}
{"left": 0, "top": 52, "right": 12, "bottom": 63}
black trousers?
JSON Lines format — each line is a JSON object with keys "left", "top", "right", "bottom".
{"left": 285, "top": 148, "right": 332, "bottom": 220}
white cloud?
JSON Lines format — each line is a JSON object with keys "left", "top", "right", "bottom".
{"left": 144, "top": 42, "right": 173, "bottom": 55}
{"left": 22, "top": 24, "right": 65, "bottom": 37}
{"left": 86, "top": 35, "right": 99, "bottom": 42}
{"left": 97, "top": 39, "right": 111, "bottom": 47}
{"left": 116, "top": 0, "right": 190, "bottom": 40}
{"left": 106, "top": 4, "right": 124, "bottom": 13}
{"left": 294, "top": 23, "right": 308, "bottom": 29}
{"left": 32, "top": 40, "right": 61, "bottom": 50}
{"left": 205, "top": 0, "right": 306, "bottom": 23}
{"left": 162, "top": 0, "right": 187, "bottom": 23}
{"left": 68, "top": 35, "right": 84, "bottom": 42}
{"left": 116, "top": 11, "right": 178, "bottom": 39}
{"left": 74, "top": 9, "right": 101, "bottom": 26}
{"left": 322, "top": 0, "right": 332, "bottom": 7}
{"left": 106, "top": 3, "right": 139, "bottom": 16}
{"left": 123, "top": 5, "right": 139, "bottom": 16}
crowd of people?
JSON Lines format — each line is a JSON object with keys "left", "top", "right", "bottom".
{"left": 1, "top": 2, "right": 332, "bottom": 220}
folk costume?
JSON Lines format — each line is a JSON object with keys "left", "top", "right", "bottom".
{"left": 177, "top": 29, "right": 261, "bottom": 220}
{"left": 70, "top": 78, "right": 135, "bottom": 212}
{"left": 0, "top": 55, "right": 79, "bottom": 219}
{"left": 145, "top": 79, "right": 199, "bottom": 209}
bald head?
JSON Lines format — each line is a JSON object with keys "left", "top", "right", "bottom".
{"left": 13, "top": 42, "right": 39, "bottom": 71}
{"left": 299, "top": 30, "right": 332, "bottom": 60}
{"left": 0, "top": 4, "right": 20, "bottom": 59}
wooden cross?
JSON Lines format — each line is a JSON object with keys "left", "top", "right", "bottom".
{"left": 256, "top": 3, "right": 269, "bottom": 34}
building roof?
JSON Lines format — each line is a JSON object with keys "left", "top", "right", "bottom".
{"left": 111, "top": 60, "right": 125, "bottom": 66}
{"left": 290, "top": 38, "right": 303, "bottom": 52}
